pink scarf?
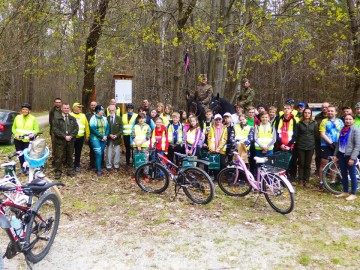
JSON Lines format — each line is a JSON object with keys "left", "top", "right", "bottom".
{"left": 214, "top": 124, "right": 224, "bottom": 148}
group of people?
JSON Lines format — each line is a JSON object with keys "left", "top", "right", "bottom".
{"left": 11, "top": 89, "right": 360, "bottom": 201}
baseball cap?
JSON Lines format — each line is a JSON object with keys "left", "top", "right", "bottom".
{"left": 214, "top": 114, "right": 222, "bottom": 120}
{"left": 72, "top": 102, "right": 83, "bottom": 109}
{"left": 297, "top": 102, "right": 305, "bottom": 108}
{"left": 223, "top": 112, "right": 232, "bottom": 118}
{"left": 354, "top": 102, "right": 360, "bottom": 108}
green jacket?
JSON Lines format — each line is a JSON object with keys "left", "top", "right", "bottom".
{"left": 107, "top": 115, "right": 123, "bottom": 145}
{"left": 355, "top": 114, "right": 360, "bottom": 128}
{"left": 52, "top": 113, "right": 79, "bottom": 141}
{"left": 238, "top": 87, "right": 255, "bottom": 109}
{"left": 296, "top": 120, "right": 317, "bottom": 151}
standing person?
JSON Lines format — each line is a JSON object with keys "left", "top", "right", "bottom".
{"left": 150, "top": 117, "right": 169, "bottom": 157}
{"left": 208, "top": 114, "right": 228, "bottom": 175}
{"left": 223, "top": 112, "right": 235, "bottom": 161}
{"left": 167, "top": 112, "right": 184, "bottom": 164}
{"left": 254, "top": 111, "right": 276, "bottom": 157}
{"left": 231, "top": 104, "right": 244, "bottom": 124}
{"left": 12, "top": 103, "right": 40, "bottom": 173}
{"left": 202, "top": 109, "right": 214, "bottom": 147}
{"left": 150, "top": 109, "right": 159, "bottom": 123}
{"left": 318, "top": 105, "right": 344, "bottom": 186}
{"left": 52, "top": 103, "right": 79, "bottom": 179}
{"left": 122, "top": 103, "right": 138, "bottom": 168}
{"left": 333, "top": 114, "right": 360, "bottom": 201}
{"left": 340, "top": 106, "right": 353, "bottom": 124}
{"left": 268, "top": 106, "right": 279, "bottom": 126}
{"left": 255, "top": 103, "right": 267, "bottom": 122}
{"left": 195, "top": 74, "right": 213, "bottom": 109}
{"left": 179, "top": 110, "right": 188, "bottom": 126}
{"left": 70, "top": 102, "right": 90, "bottom": 173}
{"left": 86, "top": 101, "right": 97, "bottom": 170}
{"left": 314, "top": 102, "right": 329, "bottom": 175}
{"left": 156, "top": 102, "right": 170, "bottom": 126}
{"left": 164, "top": 104, "right": 173, "bottom": 123}
{"left": 237, "top": 78, "right": 255, "bottom": 110}
{"left": 89, "top": 105, "right": 109, "bottom": 177}
{"left": 294, "top": 102, "right": 306, "bottom": 122}
{"left": 106, "top": 105, "right": 123, "bottom": 171}
{"left": 135, "top": 107, "right": 155, "bottom": 130}
{"left": 246, "top": 106, "right": 260, "bottom": 127}
{"left": 234, "top": 114, "right": 254, "bottom": 156}
{"left": 279, "top": 99, "right": 298, "bottom": 117}
{"left": 354, "top": 102, "right": 360, "bottom": 127}
{"left": 184, "top": 115, "right": 203, "bottom": 157}
{"left": 142, "top": 99, "right": 150, "bottom": 115}
{"left": 106, "top": 99, "right": 121, "bottom": 117}
{"left": 49, "top": 98, "right": 62, "bottom": 164}
{"left": 296, "top": 108, "right": 318, "bottom": 187}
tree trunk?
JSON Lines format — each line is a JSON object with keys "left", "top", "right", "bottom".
{"left": 82, "top": 0, "right": 110, "bottom": 111}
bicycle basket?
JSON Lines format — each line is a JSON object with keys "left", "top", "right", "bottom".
{"left": 265, "top": 151, "right": 291, "bottom": 170}
{"left": 23, "top": 147, "right": 49, "bottom": 168}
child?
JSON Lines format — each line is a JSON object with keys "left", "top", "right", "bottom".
{"left": 254, "top": 111, "right": 276, "bottom": 157}
{"left": 167, "top": 112, "right": 184, "bottom": 164}
{"left": 150, "top": 117, "right": 169, "bottom": 156}
{"left": 184, "top": 115, "right": 203, "bottom": 157}
{"left": 234, "top": 114, "right": 254, "bottom": 157}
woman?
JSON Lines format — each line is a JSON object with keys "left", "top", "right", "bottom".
{"left": 89, "top": 105, "right": 110, "bottom": 176}
{"left": 296, "top": 108, "right": 317, "bottom": 187}
{"left": 333, "top": 114, "right": 360, "bottom": 201}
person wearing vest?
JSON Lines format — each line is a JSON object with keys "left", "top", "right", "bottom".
{"left": 279, "top": 99, "right": 298, "bottom": 117}
{"left": 202, "top": 109, "right": 213, "bottom": 148}
{"left": 231, "top": 104, "right": 244, "bottom": 125}
{"left": 131, "top": 113, "right": 151, "bottom": 181}
{"left": 314, "top": 102, "right": 329, "bottom": 175}
{"left": 150, "top": 117, "right": 169, "bottom": 157}
{"left": 183, "top": 115, "right": 202, "bottom": 157}
{"left": 89, "top": 105, "right": 110, "bottom": 177}
{"left": 167, "top": 112, "right": 184, "bottom": 165}
{"left": 254, "top": 111, "right": 276, "bottom": 157}
{"left": 133, "top": 107, "right": 155, "bottom": 130}
{"left": 156, "top": 102, "right": 170, "bottom": 126}
{"left": 234, "top": 114, "right": 254, "bottom": 156}
{"left": 223, "top": 112, "right": 235, "bottom": 157}
{"left": 12, "top": 103, "right": 40, "bottom": 173}
{"left": 85, "top": 101, "right": 97, "bottom": 170}
{"left": 208, "top": 114, "right": 228, "bottom": 175}
{"left": 106, "top": 105, "right": 123, "bottom": 171}
{"left": 52, "top": 103, "right": 79, "bottom": 179}
{"left": 106, "top": 99, "right": 121, "bottom": 117}
{"left": 49, "top": 98, "right": 62, "bottom": 164}
{"left": 123, "top": 103, "right": 138, "bottom": 168}
{"left": 70, "top": 102, "right": 90, "bottom": 173}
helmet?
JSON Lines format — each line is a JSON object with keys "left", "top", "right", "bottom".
{"left": 21, "top": 103, "right": 32, "bottom": 110}
{"left": 126, "top": 103, "right": 134, "bottom": 109}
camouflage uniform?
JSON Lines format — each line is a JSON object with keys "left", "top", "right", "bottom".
{"left": 238, "top": 87, "right": 255, "bottom": 109}
{"left": 195, "top": 83, "right": 213, "bottom": 108}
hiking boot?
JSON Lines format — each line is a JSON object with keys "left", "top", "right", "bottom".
{"left": 345, "top": 194, "right": 356, "bottom": 201}
{"left": 335, "top": 192, "right": 350, "bottom": 198}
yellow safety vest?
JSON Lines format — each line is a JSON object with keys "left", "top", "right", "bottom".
{"left": 186, "top": 127, "right": 199, "bottom": 145}
{"left": 132, "top": 124, "right": 150, "bottom": 148}
{"left": 255, "top": 123, "right": 274, "bottom": 150}
{"left": 159, "top": 113, "right": 170, "bottom": 126}
{"left": 234, "top": 124, "right": 252, "bottom": 150}
{"left": 202, "top": 120, "right": 213, "bottom": 135}
{"left": 12, "top": 114, "right": 39, "bottom": 142}
{"left": 208, "top": 125, "right": 227, "bottom": 154}
{"left": 151, "top": 128, "right": 167, "bottom": 151}
{"left": 70, "top": 112, "right": 89, "bottom": 138}
{"left": 168, "top": 124, "right": 183, "bottom": 145}
{"left": 122, "top": 113, "right": 138, "bottom": 136}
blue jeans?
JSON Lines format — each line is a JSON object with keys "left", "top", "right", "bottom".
{"left": 338, "top": 152, "right": 358, "bottom": 194}
{"left": 91, "top": 139, "right": 107, "bottom": 172}
{"left": 255, "top": 149, "right": 273, "bottom": 157}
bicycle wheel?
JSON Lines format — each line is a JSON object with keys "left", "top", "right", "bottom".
{"left": 24, "top": 193, "right": 60, "bottom": 263}
{"left": 0, "top": 251, "right": 3, "bottom": 270}
{"left": 135, "top": 162, "right": 169, "bottom": 194}
{"left": 263, "top": 174, "right": 294, "bottom": 214}
{"left": 217, "top": 167, "right": 252, "bottom": 196}
{"left": 182, "top": 167, "right": 214, "bottom": 204}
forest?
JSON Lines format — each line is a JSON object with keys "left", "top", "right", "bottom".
{"left": 0, "top": 0, "right": 359, "bottom": 111}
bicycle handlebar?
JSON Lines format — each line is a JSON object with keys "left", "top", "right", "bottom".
{"left": 18, "top": 132, "right": 43, "bottom": 140}
{"left": 7, "top": 151, "right": 21, "bottom": 159}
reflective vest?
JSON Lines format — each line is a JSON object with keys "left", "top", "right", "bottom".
{"left": 132, "top": 124, "right": 150, "bottom": 148}
{"left": 186, "top": 128, "right": 198, "bottom": 145}
{"left": 107, "top": 107, "right": 121, "bottom": 117}
{"left": 208, "top": 125, "right": 227, "bottom": 154}
{"left": 234, "top": 124, "right": 252, "bottom": 150}
{"left": 70, "top": 112, "right": 89, "bottom": 138}
{"left": 151, "top": 128, "right": 167, "bottom": 151}
{"left": 12, "top": 114, "right": 39, "bottom": 142}
{"left": 279, "top": 109, "right": 298, "bottom": 117}
{"left": 255, "top": 123, "right": 274, "bottom": 150}
{"left": 168, "top": 123, "right": 183, "bottom": 145}
{"left": 122, "top": 113, "right": 138, "bottom": 136}
{"left": 159, "top": 113, "right": 170, "bottom": 126}
{"left": 277, "top": 117, "right": 295, "bottom": 145}
{"left": 202, "top": 120, "right": 213, "bottom": 135}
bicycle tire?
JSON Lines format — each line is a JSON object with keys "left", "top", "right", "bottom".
{"left": 217, "top": 167, "right": 252, "bottom": 197}
{"left": 182, "top": 167, "right": 214, "bottom": 204}
{"left": 24, "top": 192, "right": 60, "bottom": 263}
{"left": 322, "top": 161, "right": 360, "bottom": 195}
{"left": 135, "top": 162, "right": 169, "bottom": 194}
{"left": 263, "top": 174, "right": 294, "bottom": 214}
{"left": 0, "top": 251, "right": 3, "bottom": 270}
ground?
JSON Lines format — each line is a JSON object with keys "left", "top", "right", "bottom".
{"left": 0, "top": 126, "right": 360, "bottom": 270}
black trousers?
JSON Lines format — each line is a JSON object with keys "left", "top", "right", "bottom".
{"left": 14, "top": 139, "right": 29, "bottom": 167}
{"left": 74, "top": 136, "right": 85, "bottom": 168}
{"left": 297, "top": 148, "right": 314, "bottom": 182}
{"left": 123, "top": 135, "right": 132, "bottom": 165}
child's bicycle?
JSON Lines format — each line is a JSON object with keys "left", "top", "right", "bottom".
{"left": 135, "top": 148, "right": 215, "bottom": 204}
{"left": 0, "top": 180, "right": 64, "bottom": 269}
{"left": 217, "top": 151, "right": 295, "bottom": 214}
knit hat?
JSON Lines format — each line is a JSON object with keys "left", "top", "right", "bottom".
{"left": 354, "top": 102, "right": 360, "bottom": 108}
{"left": 257, "top": 103, "right": 268, "bottom": 110}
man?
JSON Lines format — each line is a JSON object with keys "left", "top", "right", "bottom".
{"left": 231, "top": 104, "right": 243, "bottom": 124}
{"left": 122, "top": 103, "right": 138, "bottom": 167}
{"left": 12, "top": 103, "right": 40, "bottom": 173}
{"left": 314, "top": 102, "right": 329, "bottom": 174}
{"left": 237, "top": 78, "right": 255, "bottom": 109}
{"left": 195, "top": 74, "right": 213, "bottom": 109}
{"left": 355, "top": 102, "right": 360, "bottom": 127}
{"left": 274, "top": 104, "right": 298, "bottom": 180}
{"left": 318, "top": 105, "right": 344, "bottom": 186}
{"left": 106, "top": 105, "right": 123, "bottom": 171}
{"left": 340, "top": 106, "right": 353, "bottom": 124}
{"left": 70, "top": 102, "right": 90, "bottom": 173}
{"left": 49, "top": 98, "right": 62, "bottom": 163}
{"left": 142, "top": 99, "right": 150, "bottom": 115}
{"left": 52, "top": 103, "right": 79, "bottom": 179}
{"left": 106, "top": 99, "right": 121, "bottom": 117}
{"left": 86, "top": 101, "right": 97, "bottom": 169}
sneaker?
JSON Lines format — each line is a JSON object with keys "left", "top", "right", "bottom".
{"left": 75, "top": 167, "right": 80, "bottom": 173}
{"left": 96, "top": 170, "right": 102, "bottom": 177}
{"left": 345, "top": 194, "right": 357, "bottom": 201}
{"left": 335, "top": 192, "right": 350, "bottom": 198}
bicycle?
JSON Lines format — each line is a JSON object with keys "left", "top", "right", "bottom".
{"left": 0, "top": 181, "right": 64, "bottom": 269}
{"left": 322, "top": 156, "right": 360, "bottom": 194}
{"left": 217, "top": 151, "right": 295, "bottom": 214}
{"left": 135, "top": 148, "right": 215, "bottom": 204}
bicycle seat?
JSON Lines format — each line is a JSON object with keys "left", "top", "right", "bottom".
{"left": 1, "top": 161, "right": 16, "bottom": 168}
{"left": 28, "top": 178, "right": 47, "bottom": 186}
{"left": 254, "top": 157, "right": 267, "bottom": 164}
